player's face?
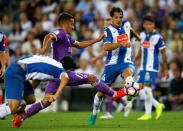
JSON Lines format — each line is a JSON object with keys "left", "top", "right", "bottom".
{"left": 66, "top": 18, "right": 74, "bottom": 34}
{"left": 112, "top": 12, "right": 123, "bottom": 28}
{"left": 143, "top": 21, "right": 155, "bottom": 34}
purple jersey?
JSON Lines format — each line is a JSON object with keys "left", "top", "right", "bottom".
{"left": 51, "top": 29, "right": 75, "bottom": 61}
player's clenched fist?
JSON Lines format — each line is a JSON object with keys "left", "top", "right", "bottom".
{"left": 119, "top": 42, "right": 131, "bottom": 48}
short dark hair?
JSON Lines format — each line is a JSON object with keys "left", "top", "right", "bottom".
{"left": 143, "top": 15, "right": 155, "bottom": 23}
{"left": 110, "top": 7, "right": 123, "bottom": 17}
{"left": 60, "top": 56, "right": 78, "bottom": 70}
{"left": 58, "top": 12, "right": 74, "bottom": 24}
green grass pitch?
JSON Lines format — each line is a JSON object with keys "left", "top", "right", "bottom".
{"left": 0, "top": 111, "right": 183, "bottom": 131}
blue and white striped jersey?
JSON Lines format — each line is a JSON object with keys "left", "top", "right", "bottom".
{"left": 140, "top": 30, "right": 166, "bottom": 72}
{"left": 0, "top": 31, "right": 5, "bottom": 52}
{"left": 103, "top": 20, "right": 133, "bottom": 66}
{"left": 17, "top": 55, "right": 66, "bottom": 81}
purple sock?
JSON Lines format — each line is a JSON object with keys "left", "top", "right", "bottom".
{"left": 117, "top": 98, "right": 127, "bottom": 106}
{"left": 23, "top": 101, "right": 47, "bottom": 120}
{"left": 93, "top": 80, "right": 115, "bottom": 96}
{"left": 106, "top": 96, "right": 113, "bottom": 115}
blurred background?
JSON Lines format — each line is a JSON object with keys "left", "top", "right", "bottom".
{"left": 0, "top": 0, "right": 183, "bottom": 112}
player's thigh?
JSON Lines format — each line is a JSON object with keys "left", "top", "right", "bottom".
{"left": 121, "top": 63, "right": 135, "bottom": 79}
{"left": 7, "top": 100, "right": 21, "bottom": 114}
{"left": 101, "top": 65, "right": 119, "bottom": 85}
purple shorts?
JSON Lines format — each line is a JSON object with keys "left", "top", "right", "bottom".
{"left": 45, "top": 71, "right": 90, "bottom": 94}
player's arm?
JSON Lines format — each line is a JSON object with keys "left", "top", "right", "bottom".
{"left": 72, "top": 33, "right": 105, "bottom": 48}
{"left": 103, "top": 42, "right": 131, "bottom": 51}
{"left": 160, "top": 48, "right": 169, "bottom": 79}
{"left": 130, "top": 28, "right": 141, "bottom": 41}
{"left": 49, "top": 73, "right": 69, "bottom": 102}
{"left": 37, "top": 33, "right": 56, "bottom": 54}
{"left": 0, "top": 52, "right": 5, "bottom": 78}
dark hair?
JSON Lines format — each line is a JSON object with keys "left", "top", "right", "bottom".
{"left": 143, "top": 15, "right": 155, "bottom": 23}
{"left": 60, "top": 56, "right": 78, "bottom": 70}
{"left": 58, "top": 12, "right": 74, "bottom": 24}
{"left": 110, "top": 7, "right": 123, "bottom": 17}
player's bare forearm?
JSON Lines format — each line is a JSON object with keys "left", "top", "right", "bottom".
{"left": 104, "top": 42, "right": 131, "bottom": 51}
{"left": 160, "top": 49, "right": 168, "bottom": 70}
{"left": 54, "top": 73, "right": 69, "bottom": 99}
{"left": 130, "top": 28, "right": 141, "bottom": 41}
{"left": 38, "top": 34, "right": 56, "bottom": 54}
{"left": 72, "top": 33, "right": 105, "bottom": 48}
{"left": 72, "top": 39, "right": 99, "bottom": 48}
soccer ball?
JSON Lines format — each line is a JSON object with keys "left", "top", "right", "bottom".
{"left": 124, "top": 81, "right": 140, "bottom": 96}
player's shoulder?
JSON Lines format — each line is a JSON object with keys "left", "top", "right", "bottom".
{"left": 122, "top": 20, "right": 131, "bottom": 27}
{"left": 152, "top": 31, "right": 163, "bottom": 39}
{"left": 140, "top": 31, "right": 146, "bottom": 37}
{"left": 104, "top": 25, "right": 113, "bottom": 34}
{"left": 52, "top": 29, "right": 66, "bottom": 35}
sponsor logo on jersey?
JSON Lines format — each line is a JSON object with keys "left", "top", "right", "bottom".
{"left": 142, "top": 41, "right": 150, "bottom": 48}
{"left": 117, "top": 34, "right": 128, "bottom": 43}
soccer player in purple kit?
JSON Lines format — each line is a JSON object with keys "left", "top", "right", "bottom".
{"left": 12, "top": 12, "right": 129, "bottom": 127}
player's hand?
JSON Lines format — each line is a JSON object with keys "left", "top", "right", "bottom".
{"left": 119, "top": 42, "right": 131, "bottom": 48}
{"left": 37, "top": 48, "right": 46, "bottom": 55}
{"left": 0, "top": 67, "right": 5, "bottom": 79}
{"left": 91, "top": 57, "right": 97, "bottom": 64}
{"left": 96, "top": 33, "right": 106, "bottom": 42}
{"left": 48, "top": 95, "right": 58, "bottom": 102}
{"left": 164, "top": 69, "right": 169, "bottom": 79}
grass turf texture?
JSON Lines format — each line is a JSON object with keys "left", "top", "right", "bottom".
{"left": 0, "top": 112, "right": 183, "bottom": 131}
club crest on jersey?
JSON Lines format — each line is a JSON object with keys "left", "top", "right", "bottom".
{"left": 117, "top": 34, "right": 128, "bottom": 43}
{"left": 142, "top": 41, "right": 150, "bottom": 48}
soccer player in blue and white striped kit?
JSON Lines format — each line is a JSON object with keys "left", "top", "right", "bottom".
{"left": 88, "top": 7, "right": 141, "bottom": 125}
{"left": 0, "top": 55, "right": 69, "bottom": 122}
{"left": 134, "top": 15, "right": 169, "bottom": 120}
